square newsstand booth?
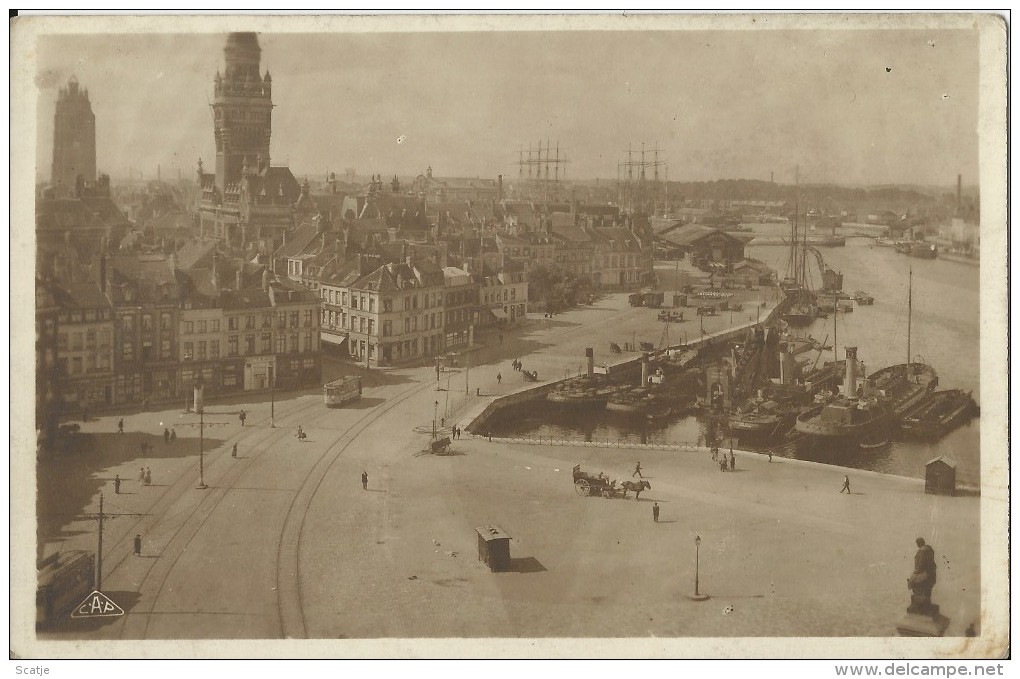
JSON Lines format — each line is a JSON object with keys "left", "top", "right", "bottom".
{"left": 475, "top": 525, "right": 512, "bottom": 572}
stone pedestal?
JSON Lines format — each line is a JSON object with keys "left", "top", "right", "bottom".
{"left": 896, "top": 604, "right": 950, "bottom": 637}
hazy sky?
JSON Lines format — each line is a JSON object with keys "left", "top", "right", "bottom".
{"left": 35, "top": 28, "right": 980, "bottom": 187}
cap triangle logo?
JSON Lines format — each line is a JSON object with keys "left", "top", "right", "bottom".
{"left": 70, "top": 590, "right": 125, "bottom": 618}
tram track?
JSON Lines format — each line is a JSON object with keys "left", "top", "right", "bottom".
{"left": 108, "top": 304, "right": 647, "bottom": 639}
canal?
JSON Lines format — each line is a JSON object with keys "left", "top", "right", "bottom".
{"left": 485, "top": 232, "right": 981, "bottom": 484}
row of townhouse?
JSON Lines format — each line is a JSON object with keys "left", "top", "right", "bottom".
{"left": 314, "top": 249, "right": 529, "bottom": 367}
{"left": 37, "top": 248, "right": 322, "bottom": 420}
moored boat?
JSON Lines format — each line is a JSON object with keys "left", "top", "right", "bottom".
{"left": 794, "top": 347, "right": 893, "bottom": 444}
{"left": 900, "top": 389, "right": 978, "bottom": 440}
{"left": 896, "top": 241, "right": 938, "bottom": 259}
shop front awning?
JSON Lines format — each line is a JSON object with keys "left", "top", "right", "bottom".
{"left": 489, "top": 307, "right": 508, "bottom": 320}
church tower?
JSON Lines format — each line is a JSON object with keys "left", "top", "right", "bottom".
{"left": 51, "top": 76, "right": 96, "bottom": 194}
{"left": 212, "top": 32, "right": 273, "bottom": 190}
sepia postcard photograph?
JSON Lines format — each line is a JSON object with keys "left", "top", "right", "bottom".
{"left": 9, "top": 12, "right": 1010, "bottom": 661}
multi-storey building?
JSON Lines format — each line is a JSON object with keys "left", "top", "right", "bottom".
{"left": 54, "top": 281, "right": 115, "bottom": 412}
{"left": 549, "top": 221, "right": 594, "bottom": 279}
{"left": 36, "top": 276, "right": 63, "bottom": 441}
{"left": 475, "top": 259, "right": 528, "bottom": 327}
{"left": 442, "top": 266, "right": 477, "bottom": 351}
{"left": 105, "top": 254, "right": 180, "bottom": 403}
{"left": 590, "top": 226, "right": 649, "bottom": 290}
{"left": 341, "top": 260, "right": 446, "bottom": 366}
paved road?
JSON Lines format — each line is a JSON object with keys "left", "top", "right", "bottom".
{"left": 36, "top": 291, "right": 986, "bottom": 641}
{"left": 42, "top": 293, "right": 668, "bottom": 640}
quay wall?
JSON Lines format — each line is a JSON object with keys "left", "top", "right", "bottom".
{"left": 466, "top": 301, "right": 786, "bottom": 434}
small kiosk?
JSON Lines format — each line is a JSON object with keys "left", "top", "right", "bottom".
{"left": 475, "top": 525, "right": 512, "bottom": 572}
{"left": 925, "top": 456, "right": 957, "bottom": 496}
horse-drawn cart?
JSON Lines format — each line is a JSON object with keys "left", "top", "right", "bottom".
{"left": 572, "top": 464, "right": 651, "bottom": 499}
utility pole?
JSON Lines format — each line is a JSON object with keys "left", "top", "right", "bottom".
{"left": 196, "top": 406, "right": 207, "bottom": 490}
{"left": 96, "top": 493, "right": 104, "bottom": 590}
{"left": 270, "top": 366, "right": 276, "bottom": 428}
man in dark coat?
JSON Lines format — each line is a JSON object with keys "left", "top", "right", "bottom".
{"left": 362, "top": 471, "right": 368, "bottom": 490}
{"left": 114, "top": 475, "right": 121, "bottom": 494}
{"left": 118, "top": 418, "right": 124, "bottom": 434}
{"left": 133, "top": 534, "right": 142, "bottom": 556}
{"left": 652, "top": 503, "right": 660, "bottom": 523}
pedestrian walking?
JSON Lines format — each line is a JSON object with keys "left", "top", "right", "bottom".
{"left": 232, "top": 443, "right": 238, "bottom": 458}
{"left": 239, "top": 410, "right": 247, "bottom": 427}
{"left": 652, "top": 503, "right": 660, "bottom": 523}
{"left": 361, "top": 471, "right": 368, "bottom": 490}
{"left": 139, "top": 467, "right": 145, "bottom": 482}
{"left": 497, "top": 372, "right": 502, "bottom": 384}
{"left": 767, "top": 450, "right": 773, "bottom": 463}
{"left": 840, "top": 475, "right": 851, "bottom": 494}
{"left": 711, "top": 446, "right": 718, "bottom": 461}
{"left": 133, "top": 534, "right": 142, "bottom": 556}
{"left": 164, "top": 428, "right": 170, "bottom": 444}
{"left": 632, "top": 462, "right": 643, "bottom": 478}
{"left": 118, "top": 418, "right": 124, "bottom": 434}
{"left": 170, "top": 427, "right": 177, "bottom": 442}
{"left": 144, "top": 468, "right": 152, "bottom": 486}
{"left": 114, "top": 475, "right": 121, "bottom": 494}
{"left": 729, "top": 454, "right": 736, "bottom": 471}
{"left": 720, "top": 458, "right": 728, "bottom": 472}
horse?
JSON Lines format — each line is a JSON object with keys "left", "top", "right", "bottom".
{"left": 620, "top": 480, "right": 651, "bottom": 499}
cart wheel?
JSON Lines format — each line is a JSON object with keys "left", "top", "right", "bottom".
{"left": 575, "top": 479, "right": 590, "bottom": 496}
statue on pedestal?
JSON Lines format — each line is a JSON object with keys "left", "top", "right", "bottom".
{"left": 907, "top": 537, "right": 938, "bottom": 615}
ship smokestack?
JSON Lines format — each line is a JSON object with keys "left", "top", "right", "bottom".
{"left": 586, "top": 347, "right": 594, "bottom": 378}
{"left": 779, "top": 344, "right": 796, "bottom": 385}
{"left": 640, "top": 353, "right": 649, "bottom": 385}
{"left": 844, "top": 346, "right": 859, "bottom": 397}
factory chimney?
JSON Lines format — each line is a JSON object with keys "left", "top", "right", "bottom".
{"left": 585, "top": 347, "right": 594, "bottom": 378}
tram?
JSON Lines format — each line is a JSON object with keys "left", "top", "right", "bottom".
{"left": 36, "top": 550, "right": 95, "bottom": 628}
{"left": 324, "top": 376, "right": 363, "bottom": 407}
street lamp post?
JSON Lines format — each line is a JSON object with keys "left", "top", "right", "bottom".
{"left": 688, "top": 534, "right": 709, "bottom": 601}
{"left": 432, "top": 400, "right": 439, "bottom": 440}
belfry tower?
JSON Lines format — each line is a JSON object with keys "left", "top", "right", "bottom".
{"left": 51, "top": 76, "right": 96, "bottom": 193}
{"left": 212, "top": 32, "right": 273, "bottom": 190}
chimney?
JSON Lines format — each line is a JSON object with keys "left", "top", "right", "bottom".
{"left": 585, "top": 347, "right": 594, "bottom": 377}
{"left": 640, "top": 353, "right": 649, "bottom": 385}
{"left": 844, "top": 347, "right": 859, "bottom": 397}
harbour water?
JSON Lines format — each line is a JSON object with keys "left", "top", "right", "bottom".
{"left": 486, "top": 231, "right": 981, "bottom": 484}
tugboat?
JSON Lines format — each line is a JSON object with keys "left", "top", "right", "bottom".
{"left": 794, "top": 347, "right": 894, "bottom": 445}
{"left": 900, "top": 389, "right": 979, "bottom": 440}
{"left": 727, "top": 337, "right": 843, "bottom": 441}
